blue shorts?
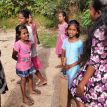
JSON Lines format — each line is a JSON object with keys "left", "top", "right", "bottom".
{"left": 16, "top": 67, "right": 36, "bottom": 77}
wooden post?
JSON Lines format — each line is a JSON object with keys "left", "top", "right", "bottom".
{"left": 59, "top": 73, "right": 68, "bottom": 107}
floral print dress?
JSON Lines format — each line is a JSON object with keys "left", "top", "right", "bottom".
{"left": 70, "top": 25, "right": 107, "bottom": 107}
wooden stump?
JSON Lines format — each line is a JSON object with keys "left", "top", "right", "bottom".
{"left": 59, "top": 73, "right": 68, "bottom": 107}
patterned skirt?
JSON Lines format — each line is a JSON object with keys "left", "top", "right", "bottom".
{"left": 70, "top": 64, "right": 107, "bottom": 107}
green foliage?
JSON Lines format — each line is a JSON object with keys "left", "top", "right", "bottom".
{"left": 81, "top": 10, "right": 92, "bottom": 29}
{"left": 80, "top": 0, "right": 92, "bottom": 29}
{"left": 33, "top": 0, "right": 57, "bottom": 19}
{"left": 0, "top": 0, "right": 58, "bottom": 28}
{"left": 0, "top": 0, "right": 57, "bottom": 19}
{"left": 38, "top": 31, "right": 57, "bottom": 48}
{"left": 75, "top": 0, "right": 92, "bottom": 30}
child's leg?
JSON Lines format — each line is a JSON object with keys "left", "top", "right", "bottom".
{"left": 20, "top": 77, "right": 28, "bottom": 101}
{"left": 35, "top": 70, "right": 47, "bottom": 86}
{"left": 29, "top": 74, "right": 41, "bottom": 94}
{"left": 20, "top": 77, "right": 34, "bottom": 106}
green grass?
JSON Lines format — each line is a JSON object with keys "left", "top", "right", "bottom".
{"left": 0, "top": 14, "right": 56, "bottom": 29}
{"left": 0, "top": 17, "right": 18, "bottom": 29}
{"left": 33, "top": 14, "right": 56, "bottom": 28}
{"left": 38, "top": 31, "right": 57, "bottom": 48}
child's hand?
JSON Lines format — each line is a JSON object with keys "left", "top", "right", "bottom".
{"left": 64, "top": 65, "right": 71, "bottom": 70}
{"left": 76, "top": 82, "right": 85, "bottom": 96}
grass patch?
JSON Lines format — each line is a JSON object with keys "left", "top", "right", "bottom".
{"left": 38, "top": 31, "right": 57, "bottom": 48}
{"left": 34, "top": 14, "right": 56, "bottom": 28}
{"left": 0, "top": 14, "right": 56, "bottom": 29}
{"left": 0, "top": 17, "right": 18, "bottom": 29}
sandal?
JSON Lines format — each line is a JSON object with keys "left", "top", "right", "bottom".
{"left": 37, "top": 81, "right": 47, "bottom": 87}
{"left": 27, "top": 97, "right": 34, "bottom": 103}
{"left": 16, "top": 80, "right": 21, "bottom": 84}
{"left": 31, "top": 89, "right": 41, "bottom": 95}
{"left": 23, "top": 98, "right": 34, "bottom": 106}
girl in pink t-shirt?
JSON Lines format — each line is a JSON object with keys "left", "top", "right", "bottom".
{"left": 16, "top": 9, "right": 46, "bottom": 87}
{"left": 12, "top": 24, "right": 36, "bottom": 106}
{"left": 55, "top": 11, "right": 68, "bottom": 68}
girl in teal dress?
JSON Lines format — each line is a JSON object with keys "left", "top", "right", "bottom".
{"left": 61, "top": 20, "right": 83, "bottom": 89}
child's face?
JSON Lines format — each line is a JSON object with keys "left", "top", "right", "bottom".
{"left": 58, "top": 13, "right": 65, "bottom": 23}
{"left": 67, "top": 24, "right": 78, "bottom": 38}
{"left": 89, "top": 6, "right": 100, "bottom": 21}
{"left": 29, "top": 15, "right": 33, "bottom": 23}
{"left": 20, "top": 29, "right": 29, "bottom": 41}
{"left": 18, "top": 13, "right": 27, "bottom": 24}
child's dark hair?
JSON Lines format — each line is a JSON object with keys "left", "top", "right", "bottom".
{"left": 81, "top": 0, "right": 107, "bottom": 66}
{"left": 18, "top": 9, "right": 31, "bottom": 19}
{"left": 67, "top": 20, "right": 80, "bottom": 38}
{"left": 58, "top": 11, "right": 68, "bottom": 23}
{"left": 15, "top": 24, "right": 28, "bottom": 41}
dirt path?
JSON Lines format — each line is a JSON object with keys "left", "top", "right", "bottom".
{"left": 0, "top": 30, "right": 61, "bottom": 107}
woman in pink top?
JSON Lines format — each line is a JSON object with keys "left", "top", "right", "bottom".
{"left": 56, "top": 11, "right": 68, "bottom": 68}
{"left": 12, "top": 24, "right": 36, "bottom": 106}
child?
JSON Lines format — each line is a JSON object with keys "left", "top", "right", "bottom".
{"left": 70, "top": 0, "right": 107, "bottom": 106}
{"left": 28, "top": 13, "right": 40, "bottom": 45}
{"left": 16, "top": 9, "right": 47, "bottom": 87}
{"left": 0, "top": 50, "right": 8, "bottom": 106}
{"left": 12, "top": 24, "right": 37, "bottom": 106}
{"left": 55, "top": 11, "right": 68, "bottom": 68}
{"left": 28, "top": 12, "right": 47, "bottom": 87}
{"left": 61, "top": 20, "right": 83, "bottom": 90}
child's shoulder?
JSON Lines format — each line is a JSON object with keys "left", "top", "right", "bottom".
{"left": 15, "top": 40, "right": 21, "bottom": 44}
{"left": 63, "top": 38, "right": 69, "bottom": 43}
{"left": 77, "top": 39, "right": 84, "bottom": 46}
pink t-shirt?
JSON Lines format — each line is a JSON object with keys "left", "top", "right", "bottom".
{"left": 14, "top": 40, "right": 33, "bottom": 71}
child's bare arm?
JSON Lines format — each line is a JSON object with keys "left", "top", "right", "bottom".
{"left": 36, "top": 31, "right": 40, "bottom": 44}
{"left": 69, "top": 59, "right": 81, "bottom": 68}
{"left": 64, "top": 57, "right": 82, "bottom": 70}
{"left": 12, "top": 49, "right": 18, "bottom": 61}
{"left": 61, "top": 49, "right": 65, "bottom": 66}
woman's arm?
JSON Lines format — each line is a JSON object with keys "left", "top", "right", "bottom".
{"left": 76, "top": 28, "right": 105, "bottom": 96}
{"left": 80, "top": 65, "right": 94, "bottom": 85}
{"left": 12, "top": 49, "right": 18, "bottom": 61}
{"left": 76, "top": 65, "right": 95, "bottom": 96}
